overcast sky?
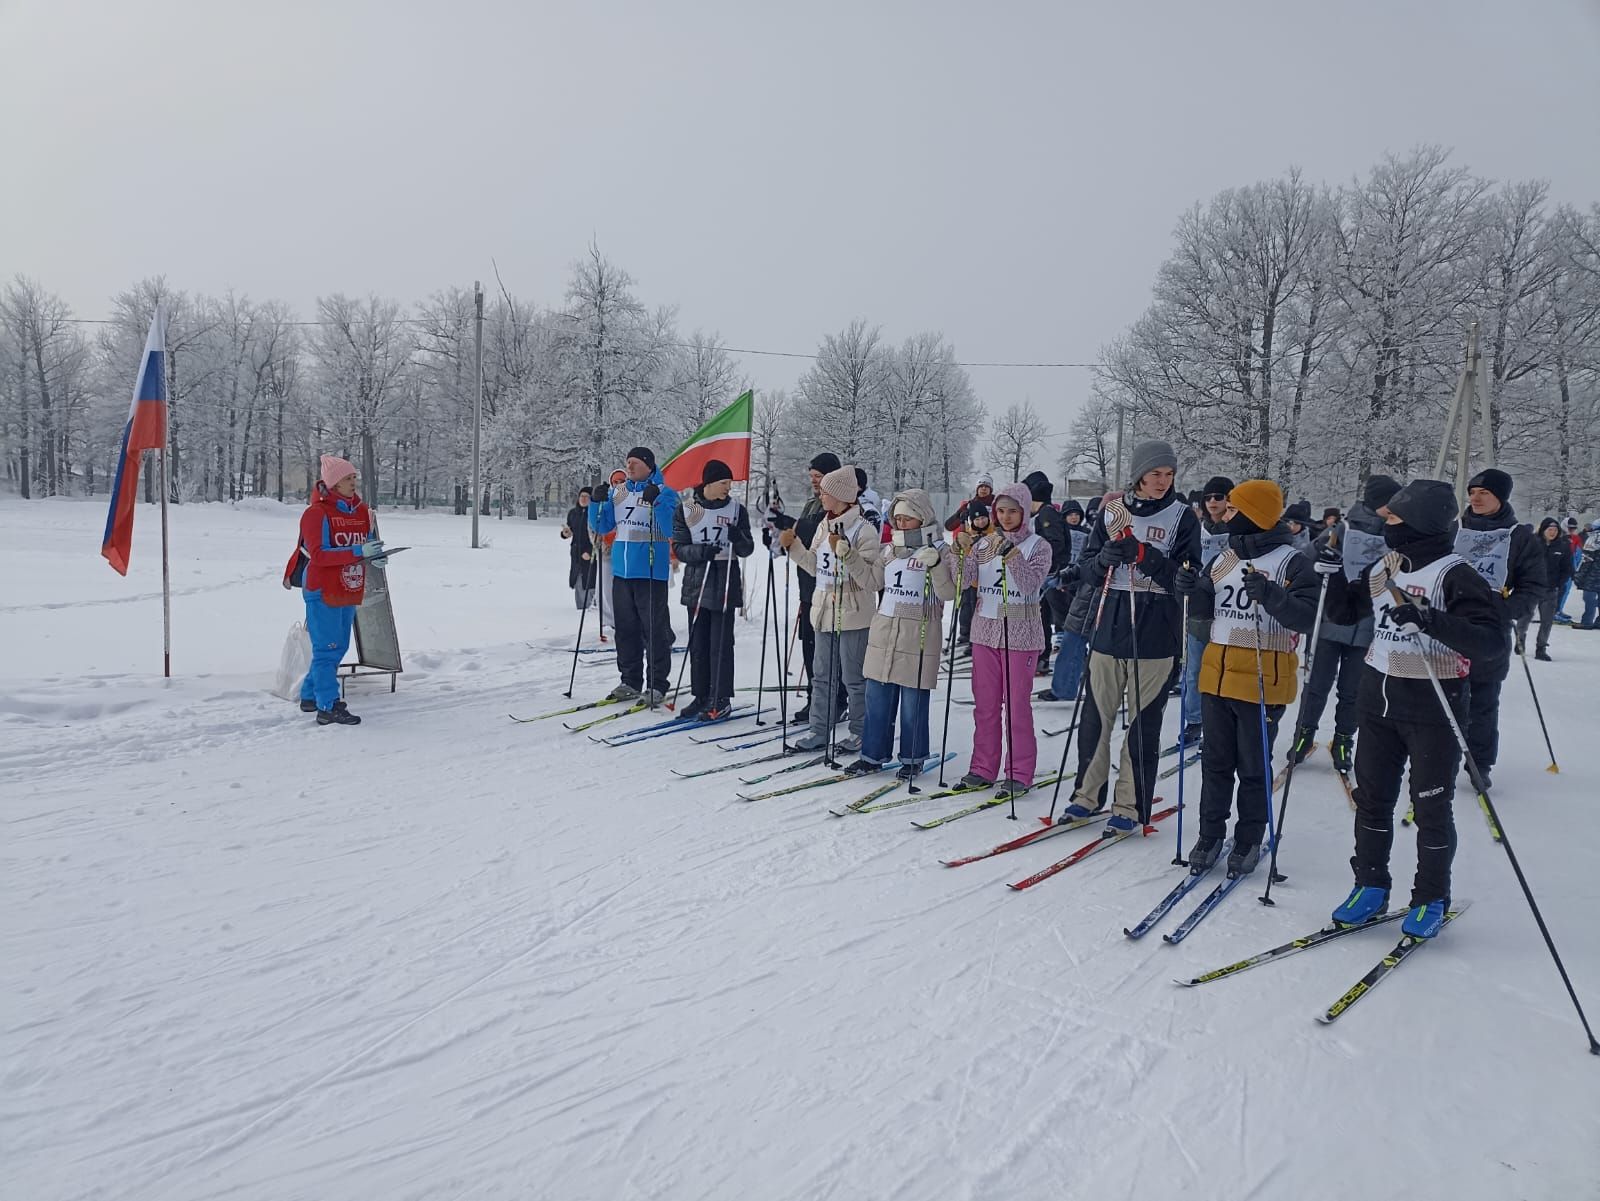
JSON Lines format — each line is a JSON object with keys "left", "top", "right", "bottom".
{"left": 3, "top": 0, "right": 1597, "bottom": 461}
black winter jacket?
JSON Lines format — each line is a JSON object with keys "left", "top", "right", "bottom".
{"left": 1323, "top": 531, "right": 1505, "bottom": 725}
{"left": 1534, "top": 525, "right": 1574, "bottom": 594}
{"left": 1063, "top": 490, "right": 1202, "bottom": 661}
{"left": 671, "top": 493, "right": 754, "bottom": 611}
{"left": 566, "top": 504, "right": 596, "bottom": 590}
{"left": 1457, "top": 502, "right": 1544, "bottom": 680}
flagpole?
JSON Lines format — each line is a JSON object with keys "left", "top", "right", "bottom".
{"left": 157, "top": 434, "right": 170, "bottom": 681}
{"left": 158, "top": 304, "right": 172, "bottom": 678}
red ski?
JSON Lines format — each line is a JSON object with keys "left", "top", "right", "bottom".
{"left": 1007, "top": 804, "right": 1179, "bottom": 891}
{"left": 938, "top": 809, "right": 1111, "bottom": 868}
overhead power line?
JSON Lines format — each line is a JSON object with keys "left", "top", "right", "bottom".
{"left": 60, "top": 317, "right": 1102, "bottom": 370}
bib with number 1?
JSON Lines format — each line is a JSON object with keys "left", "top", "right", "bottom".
{"left": 879, "top": 556, "right": 931, "bottom": 616}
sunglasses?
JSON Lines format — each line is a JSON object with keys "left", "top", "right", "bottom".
{"left": 1203, "top": 493, "right": 1228, "bottom": 502}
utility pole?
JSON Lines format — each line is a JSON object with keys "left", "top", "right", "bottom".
{"left": 472, "top": 281, "right": 484, "bottom": 549}
{"left": 1113, "top": 402, "right": 1125, "bottom": 492}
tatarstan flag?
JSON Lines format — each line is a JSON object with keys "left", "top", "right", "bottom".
{"left": 661, "top": 390, "right": 753, "bottom": 491}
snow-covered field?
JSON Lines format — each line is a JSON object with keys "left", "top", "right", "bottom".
{"left": 3, "top": 496, "right": 1597, "bottom": 1201}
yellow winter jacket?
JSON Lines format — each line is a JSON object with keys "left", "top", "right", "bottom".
{"left": 1198, "top": 643, "right": 1298, "bottom": 707}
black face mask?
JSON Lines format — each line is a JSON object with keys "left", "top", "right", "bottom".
{"left": 1383, "top": 520, "right": 1428, "bottom": 549}
{"left": 1226, "top": 512, "right": 1262, "bottom": 536}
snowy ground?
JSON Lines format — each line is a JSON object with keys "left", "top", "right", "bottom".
{"left": 3, "top": 496, "right": 1598, "bottom": 1201}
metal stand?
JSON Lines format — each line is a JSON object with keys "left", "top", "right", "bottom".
{"left": 1433, "top": 322, "right": 1495, "bottom": 506}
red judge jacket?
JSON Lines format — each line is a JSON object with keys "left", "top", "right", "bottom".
{"left": 284, "top": 487, "right": 375, "bottom": 606}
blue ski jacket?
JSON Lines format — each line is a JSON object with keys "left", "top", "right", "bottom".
{"left": 589, "top": 470, "right": 679, "bottom": 581}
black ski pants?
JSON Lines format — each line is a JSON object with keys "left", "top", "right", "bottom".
{"left": 1296, "top": 638, "right": 1363, "bottom": 738}
{"left": 1197, "top": 692, "right": 1284, "bottom": 848}
{"left": 688, "top": 605, "right": 736, "bottom": 704}
{"left": 1461, "top": 669, "right": 1505, "bottom": 772}
{"left": 613, "top": 576, "right": 674, "bottom": 694}
{"left": 1352, "top": 712, "right": 1460, "bottom": 907}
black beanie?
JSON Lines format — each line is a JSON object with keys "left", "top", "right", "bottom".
{"left": 626, "top": 445, "right": 657, "bottom": 471}
{"left": 854, "top": 466, "right": 868, "bottom": 491}
{"left": 1362, "top": 474, "right": 1401, "bottom": 509}
{"left": 967, "top": 497, "right": 991, "bottom": 522}
{"left": 701, "top": 458, "right": 733, "bottom": 487}
{"left": 1284, "top": 499, "right": 1312, "bottom": 525}
{"left": 1323, "top": 507, "right": 1342, "bottom": 522}
{"left": 1202, "top": 475, "right": 1235, "bottom": 499}
{"left": 1386, "top": 479, "right": 1459, "bottom": 537}
{"left": 1022, "top": 470, "right": 1053, "bottom": 503}
{"left": 1061, "top": 498, "right": 1084, "bottom": 519}
{"left": 1466, "top": 468, "right": 1512, "bottom": 504}
{"left": 809, "top": 452, "right": 841, "bottom": 474}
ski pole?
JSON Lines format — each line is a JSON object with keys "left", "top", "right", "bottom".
{"left": 706, "top": 523, "right": 738, "bottom": 717}
{"left": 824, "top": 524, "right": 844, "bottom": 769}
{"left": 1173, "top": 583, "right": 1189, "bottom": 865}
{"left": 755, "top": 549, "right": 773, "bottom": 726}
{"left": 669, "top": 543, "right": 714, "bottom": 711}
{"left": 780, "top": 556, "right": 792, "bottom": 752}
{"left": 562, "top": 552, "right": 592, "bottom": 699}
{"left": 645, "top": 502, "right": 660, "bottom": 710}
{"left": 1001, "top": 553, "right": 1017, "bottom": 820}
{"left": 907, "top": 552, "right": 933, "bottom": 794}
{"left": 1044, "top": 513, "right": 1127, "bottom": 824}
{"left": 938, "top": 543, "right": 965, "bottom": 788}
{"left": 1261, "top": 567, "right": 1332, "bottom": 905}
{"left": 1519, "top": 645, "right": 1560, "bottom": 774}
{"left": 1126, "top": 544, "right": 1149, "bottom": 826}
{"left": 1385, "top": 583, "right": 1598, "bottom": 1055}
{"left": 1244, "top": 568, "right": 1284, "bottom": 884}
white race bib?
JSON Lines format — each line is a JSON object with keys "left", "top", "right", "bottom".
{"left": 976, "top": 534, "right": 1042, "bottom": 618}
{"left": 1109, "top": 497, "right": 1185, "bottom": 592}
{"left": 1207, "top": 544, "right": 1297, "bottom": 651}
{"left": 1366, "top": 554, "right": 1470, "bottom": 680}
{"left": 613, "top": 486, "right": 656, "bottom": 543}
{"left": 1454, "top": 526, "right": 1514, "bottom": 592}
{"left": 689, "top": 502, "right": 739, "bottom": 561}
{"left": 878, "top": 556, "right": 931, "bottom": 616}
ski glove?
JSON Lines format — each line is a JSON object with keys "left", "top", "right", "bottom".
{"left": 1097, "top": 536, "right": 1139, "bottom": 570}
{"left": 1314, "top": 559, "right": 1343, "bottom": 575}
{"left": 354, "top": 540, "right": 386, "bottom": 560}
{"left": 912, "top": 546, "right": 942, "bottom": 568}
{"left": 1240, "top": 570, "right": 1276, "bottom": 605}
{"left": 641, "top": 483, "right": 662, "bottom": 504}
{"left": 1388, "top": 601, "right": 1428, "bottom": 635}
{"left": 1173, "top": 564, "right": 1200, "bottom": 596}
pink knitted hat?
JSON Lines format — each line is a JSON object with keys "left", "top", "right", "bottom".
{"left": 320, "top": 455, "right": 358, "bottom": 489}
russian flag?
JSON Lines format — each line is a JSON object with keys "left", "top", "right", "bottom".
{"left": 101, "top": 308, "right": 168, "bottom": 575}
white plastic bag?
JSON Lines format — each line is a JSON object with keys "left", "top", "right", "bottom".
{"left": 272, "top": 620, "right": 311, "bottom": 701}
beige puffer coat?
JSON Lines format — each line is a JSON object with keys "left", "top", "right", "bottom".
{"left": 862, "top": 489, "right": 959, "bottom": 688}
{"left": 785, "top": 503, "right": 881, "bottom": 632}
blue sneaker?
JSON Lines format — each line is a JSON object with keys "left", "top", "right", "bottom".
{"left": 1103, "top": 814, "right": 1138, "bottom": 836}
{"left": 1402, "top": 899, "right": 1447, "bottom": 939}
{"left": 1059, "top": 803, "right": 1099, "bottom": 824}
{"left": 1332, "top": 884, "right": 1389, "bottom": 928}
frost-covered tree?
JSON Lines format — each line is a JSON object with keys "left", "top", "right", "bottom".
{"left": 988, "top": 400, "right": 1047, "bottom": 482}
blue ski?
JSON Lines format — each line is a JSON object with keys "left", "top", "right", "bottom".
{"left": 595, "top": 705, "right": 765, "bottom": 746}
{"left": 1124, "top": 842, "right": 1230, "bottom": 940}
{"left": 1163, "top": 864, "right": 1252, "bottom": 945}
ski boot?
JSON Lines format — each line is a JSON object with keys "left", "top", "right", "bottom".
{"left": 1331, "top": 884, "right": 1390, "bottom": 928}
{"left": 606, "top": 683, "right": 641, "bottom": 702}
{"left": 1226, "top": 841, "right": 1262, "bottom": 878}
{"left": 958, "top": 772, "right": 994, "bottom": 792}
{"left": 1058, "top": 801, "right": 1099, "bottom": 824}
{"left": 1402, "top": 899, "right": 1448, "bottom": 939}
{"left": 300, "top": 698, "right": 318, "bottom": 713}
{"left": 995, "top": 779, "right": 1030, "bottom": 800}
{"left": 1330, "top": 732, "right": 1354, "bottom": 775}
{"left": 704, "top": 698, "right": 733, "bottom": 720}
{"left": 1103, "top": 814, "right": 1138, "bottom": 837}
{"left": 675, "top": 697, "right": 706, "bottom": 721}
{"left": 1287, "top": 726, "right": 1316, "bottom": 765}
{"left": 1182, "top": 722, "right": 1204, "bottom": 747}
{"left": 842, "top": 757, "right": 880, "bottom": 777}
{"left": 895, "top": 761, "right": 923, "bottom": 782}
{"left": 1186, "top": 836, "right": 1222, "bottom": 875}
